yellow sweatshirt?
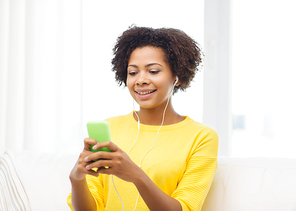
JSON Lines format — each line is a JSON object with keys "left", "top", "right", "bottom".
{"left": 67, "top": 112, "right": 219, "bottom": 211}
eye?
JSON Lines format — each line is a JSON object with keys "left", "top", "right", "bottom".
{"left": 128, "top": 71, "right": 137, "bottom": 76}
{"left": 149, "top": 69, "right": 160, "bottom": 74}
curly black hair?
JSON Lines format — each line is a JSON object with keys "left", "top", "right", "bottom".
{"left": 111, "top": 26, "right": 203, "bottom": 93}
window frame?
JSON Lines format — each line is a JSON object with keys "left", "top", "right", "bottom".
{"left": 203, "top": 0, "right": 232, "bottom": 156}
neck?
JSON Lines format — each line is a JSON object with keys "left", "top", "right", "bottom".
{"left": 134, "top": 100, "right": 184, "bottom": 126}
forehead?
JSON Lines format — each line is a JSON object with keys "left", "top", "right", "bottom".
{"left": 128, "top": 46, "right": 166, "bottom": 64}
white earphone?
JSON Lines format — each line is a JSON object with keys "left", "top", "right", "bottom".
{"left": 171, "top": 76, "right": 179, "bottom": 95}
{"left": 116, "top": 75, "right": 180, "bottom": 211}
{"left": 174, "top": 76, "right": 179, "bottom": 86}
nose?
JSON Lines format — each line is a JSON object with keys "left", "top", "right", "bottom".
{"left": 136, "top": 80, "right": 150, "bottom": 85}
{"left": 135, "top": 73, "right": 150, "bottom": 85}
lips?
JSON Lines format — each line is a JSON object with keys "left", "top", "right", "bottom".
{"left": 134, "top": 89, "right": 157, "bottom": 99}
{"left": 135, "top": 89, "right": 157, "bottom": 95}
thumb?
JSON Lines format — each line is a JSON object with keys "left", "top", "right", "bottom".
{"left": 83, "top": 138, "right": 98, "bottom": 151}
{"left": 93, "top": 141, "right": 118, "bottom": 152}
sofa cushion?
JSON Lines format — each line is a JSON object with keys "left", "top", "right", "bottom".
{"left": 0, "top": 150, "right": 31, "bottom": 211}
{"left": 5, "top": 149, "right": 296, "bottom": 211}
{"left": 202, "top": 157, "right": 296, "bottom": 211}
{"left": 12, "top": 150, "right": 78, "bottom": 211}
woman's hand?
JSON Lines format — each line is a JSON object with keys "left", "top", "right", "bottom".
{"left": 70, "top": 138, "right": 142, "bottom": 183}
{"left": 84, "top": 141, "right": 143, "bottom": 183}
{"left": 69, "top": 138, "right": 101, "bottom": 181}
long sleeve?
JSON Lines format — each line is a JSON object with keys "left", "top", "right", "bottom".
{"left": 171, "top": 128, "right": 219, "bottom": 210}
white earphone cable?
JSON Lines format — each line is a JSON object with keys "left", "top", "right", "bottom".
{"left": 112, "top": 175, "right": 124, "bottom": 211}
{"left": 113, "top": 77, "right": 178, "bottom": 211}
{"left": 137, "top": 94, "right": 170, "bottom": 168}
{"left": 130, "top": 81, "right": 175, "bottom": 210}
{"left": 128, "top": 111, "right": 140, "bottom": 155}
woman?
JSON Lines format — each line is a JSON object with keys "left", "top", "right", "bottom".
{"left": 67, "top": 26, "right": 219, "bottom": 211}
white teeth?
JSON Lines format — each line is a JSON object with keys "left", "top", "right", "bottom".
{"left": 137, "top": 90, "right": 155, "bottom": 95}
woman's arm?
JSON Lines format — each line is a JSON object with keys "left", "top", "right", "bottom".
{"left": 69, "top": 138, "right": 102, "bottom": 211}
{"left": 133, "top": 170, "right": 182, "bottom": 211}
{"left": 70, "top": 176, "right": 97, "bottom": 211}
{"left": 85, "top": 141, "right": 182, "bottom": 211}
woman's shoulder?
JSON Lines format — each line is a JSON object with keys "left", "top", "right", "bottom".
{"left": 185, "top": 117, "right": 219, "bottom": 143}
{"left": 185, "top": 117, "right": 218, "bottom": 134}
{"left": 183, "top": 118, "right": 219, "bottom": 155}
{"left": 104, "top": 112, "right": 132, "bottom": 126}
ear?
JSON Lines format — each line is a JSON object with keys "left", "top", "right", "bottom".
{"left": 174, "top": 76, "right": 181, "bottom": 86}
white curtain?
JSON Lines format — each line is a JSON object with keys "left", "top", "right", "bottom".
{"left": 1, "top": 0, "right": 205, "bottom": 154}
{"left": 0, "top": 0, "right": 83, "bottom": 153}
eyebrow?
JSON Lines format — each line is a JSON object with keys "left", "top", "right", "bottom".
{"left": 128, "top": 63, "right": 163, "bottom": 68}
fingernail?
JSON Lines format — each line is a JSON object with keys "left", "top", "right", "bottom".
{"left": 86, "top": 165, "right": 90, "bottom": 170}
{"left": 93, "top": 145, "right": 98, "bottom": 150}
{"left": 84, "top": 157, "right": 88, "bottom": 162}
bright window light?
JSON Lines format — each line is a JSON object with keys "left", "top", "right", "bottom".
{"left": 231, "top": 0, "right": 296, "bottom": 158}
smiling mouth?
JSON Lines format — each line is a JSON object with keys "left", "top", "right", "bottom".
{"left": 135, "top": 90, "right": 157, "bottom": 95}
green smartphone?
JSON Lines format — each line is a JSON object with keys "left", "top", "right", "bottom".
{"left": 87, "top": 121, "right": 112, "bottom": 152}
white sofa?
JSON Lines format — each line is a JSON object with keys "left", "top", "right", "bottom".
{"left": 1, "top": 149, "right": 296, "bottom": 211}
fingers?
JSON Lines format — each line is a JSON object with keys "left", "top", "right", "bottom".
{"left": 85, "top": 150, "right": 113, "bottom": 162}
{"left": 70, "top": 151, "right": 99, "bottom": 181}
{"left": 80, "top": 140, "right": 135, "bottom": 179}
{"left": 83, "top": 138, "right": 99, "bottom": 151}
{"left": 84, "top": 139, "right": 117, "bottom": 152}
{"left": 78, "top": 152, "right": 97, "bottom": 172}
{"left": 83, "top": 146, "right": 124, "bottom": 175}
{"left": 77, "top": 163, "right": 99, "bottom": 177}
{"left": 73, "top": 139, "right": 119, "bottom": 180}
{"left": 92, "top": 141, "right": 119, "bottom": 152}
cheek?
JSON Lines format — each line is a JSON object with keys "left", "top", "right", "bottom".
{"left": 156, "top": 80, "right": 173, "bottom": 93}
{"left": 126, "top": 77, "right": 134, "bottom": 92}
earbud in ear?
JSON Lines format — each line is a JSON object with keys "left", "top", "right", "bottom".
{"left": 173, "top": 76, "right": 179, "bottom": 86}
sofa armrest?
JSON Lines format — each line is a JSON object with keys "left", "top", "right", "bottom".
{"left": 0, "top": 150, "right": 31, "bottom": 211}
{"left": 202, "top": 157, "right": 296, "bottom": 211}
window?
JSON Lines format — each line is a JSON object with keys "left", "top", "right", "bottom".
{"left": 231, "top": 0, "right": 296, "bottom": 158}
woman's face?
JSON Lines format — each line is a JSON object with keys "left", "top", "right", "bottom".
{"left": 126, "top": 46, "right": 176, "bottom": 110}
